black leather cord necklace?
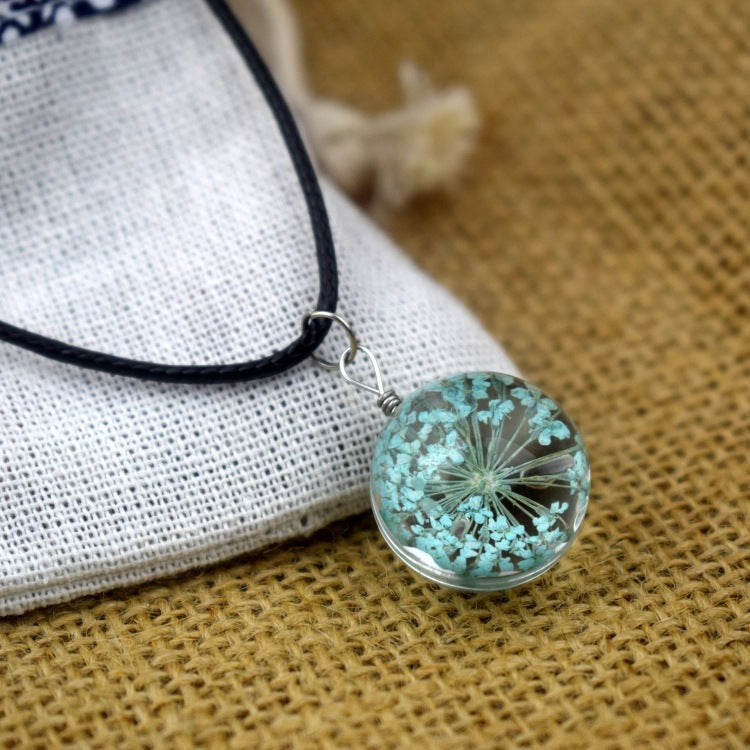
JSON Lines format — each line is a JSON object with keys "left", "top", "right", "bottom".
{"left": 0, "top": 0, "right": 338, "bottom": 384}
{"left": 0, "top": 0, "right": 590, "bottom": 593}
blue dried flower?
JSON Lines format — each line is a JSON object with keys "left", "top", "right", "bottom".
{"left": 371, "top": 372, "right": 589, "bottom": 584}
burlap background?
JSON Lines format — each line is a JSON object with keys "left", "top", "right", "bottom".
{"left": 2, "top": 1, "right": 749, "bottom": 747}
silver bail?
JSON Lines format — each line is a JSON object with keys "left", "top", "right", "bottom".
{"left": 338, "top": 346, "right": 402, "bottom": 417}
{"left": 303, "top": 311, "right": 401, "bottom": 417}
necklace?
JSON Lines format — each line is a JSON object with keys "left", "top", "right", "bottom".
{"left": 1, "top": 0, "right": 590, "bottom": 592}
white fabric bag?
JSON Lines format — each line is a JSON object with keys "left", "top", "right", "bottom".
{"left": 0, "top": 0, "right": 515, "bottom": 614}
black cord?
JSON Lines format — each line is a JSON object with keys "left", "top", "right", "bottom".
{"left": 0, "top": 0, "right": 338, "bottom": 385}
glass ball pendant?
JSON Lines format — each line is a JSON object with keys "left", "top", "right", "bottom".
{"left": 370, "top": 372, "right": 590, "bottom": 591}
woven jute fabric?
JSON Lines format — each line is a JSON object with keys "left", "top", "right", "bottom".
{"left": 2, "top": 0, "right": 749, "bottom": 747}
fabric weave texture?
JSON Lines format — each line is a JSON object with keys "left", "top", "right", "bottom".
{"left": 2, "top": 0, "right": 749, "bottom": 748}
{"left": 0, "top": 0, "right": 509, "bottom": 614}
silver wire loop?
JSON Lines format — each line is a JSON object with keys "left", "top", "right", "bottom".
{"left": 339, "top": 346, "right": 402, "bottom": 416}
{"left": 303, "top": 311, "right": 401, "bottom": 416}
{"left": 302, "top": 310, "right": 359, "bottom": 371}
{"left": 338, "top": 346, "right": 382, "bottom": 396}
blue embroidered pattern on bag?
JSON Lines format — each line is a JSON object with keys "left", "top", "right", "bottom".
{"left": 0, "top": 0, "right": 140, "bottom": 44}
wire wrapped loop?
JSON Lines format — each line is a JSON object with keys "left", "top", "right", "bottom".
{"left": 376, "top": 390, "right": 402, "bottom": 417}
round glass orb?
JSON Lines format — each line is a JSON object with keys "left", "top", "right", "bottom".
{"left": 370, "top": 372, "right": 590, "bottom": 591}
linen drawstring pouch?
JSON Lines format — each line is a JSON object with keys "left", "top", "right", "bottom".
{"left": 0, "top": 0, "right": 514, "bottom": 615}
